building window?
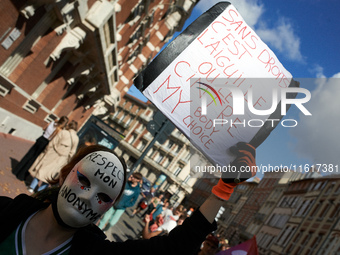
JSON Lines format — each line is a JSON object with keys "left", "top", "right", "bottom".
{"left": 167, "top": 140, "right": 174, "bottom": 149}
{"left": 295, "top": 232, "right": 311, "bottom": 254}
{"left": 164, "top": 182, "right": 171, "bottom": 191}
{"left": 125, "top": 117, "right": 132, "bottom": 127}
{"left": 296, "top": 199, "right": 314, "bottom": 217}
{"left": 329, "top": 203, "right": 340, "bottom": 220}
{"left": 136, "top": 124, "right": 143, "bottom": 132}
{"left": 23, "top": 99, "right": 40, "bottom": 114}
{"left": 163, "top": 158, "right": 170, "bottom": 168}
{"left": 318, "top": 200, "right": 334, "bottom": 219}
{"left": 128, "top": 134, "right": 137, "bottom": 144}
{"left": 294, "top": 200, "right": 305, "bottom": 216}
{"left": 313, "top": 182, "right": 321, "bottom": 190}
{"left": 324, "top": 182, "right": 335, "bottom": 195}
{"left": 111, "top": 111, "right": 119, "bottom": 119}
{"left": 127, "top": 156, "right": 136, "bottom": 168}
{"left": 0, "top": 82, "right": 14, "bottom": 97}
{"left": 147, "top": 147, "right": 154, "bottom": 157}
{"left": 276, "top": 226, "right": 292, "bottom": 246}
{"left": 185, "top": 152, "right": 192, "bottom": 161}
{"left": 184, "top": 174, "right": 191, "bottom": 184}
{"left": 165, "top": 157, "right": 172, "bottom": 168}
{"left": 132, "top": 2, "right": 144, "bottom": 17}
{"left": 174, "top": 166, "right": 182, "bottom": 177}
{"left": 310, "top": 201, "right": 322, "bottom": 217}
{"left": 145, "top": 109, "right": 152, "bottom": 117}
{"left": 103, "top": 17, "right": 115, "bottom": 49}
{"left": 137, "top": 140, "right": 147, "bottom": 151}
{"left": 155, "top": 153, "right": 164, "bottom": 164}
{"left": 334, "top": 185, "right": 340, "bottom": 194}
{"left": 289, "top": 230, "right": 303, "bottom": 254}
{"left": 119, "top": 113, "right": 126, "bottom": 122}
{"left": 306, "top": 234, "right": 324, "bottom": 254}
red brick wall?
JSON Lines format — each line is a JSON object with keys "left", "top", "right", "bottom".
{"left": 37, "top": 61, "right": 74, "bottom": 109}
{"left": 8, "top": 30, "right": 65, "bottom": 95}
{"left": 116, "top": 0, "right": 139, "bottom": 26}
{"left": 0, "top": 2, "right": 46, "bottom": 66}
{"left": 0, "top": 89, "right": 47, "bottom": 127}
{"left": 54, "top": 93, "right": 78, "bottom": 117}
{"left": 68, "top": 105, "right": 94, "bottom": 131}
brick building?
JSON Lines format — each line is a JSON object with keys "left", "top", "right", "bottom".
{"left": 230, "top": 172, "right": 287, "bottom": 244}
{"left": 269, "top": 175, "right": 340, "bottom": 255}
{"left": 0, "top": 0, "right": 197, "bottom": 140}
{"left": 255, "top": 171, "right": 319, "bottom": 254}
{"left": 216, "top": 179, "right": 259, "bottom": 246}
{"left": 214, "top": 169, "right": 340, "bottom": 254}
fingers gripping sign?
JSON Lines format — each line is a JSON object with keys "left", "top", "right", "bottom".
{"left": 212, "top": 142, "right": 256, "bottom": 201}
{"left": 226, "top": 142, "right": 256, "bottom": 183}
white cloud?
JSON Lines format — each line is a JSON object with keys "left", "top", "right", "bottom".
{"left": 195, "top": 0, "right": 303, "bottom": 62}
{"left": 309, "top": 64, "right": 326, "bottom": 79}
{"left": 291, "top": 73, "right": 340, "bottom": 167}
{"left": 256, "top": 19, "right": 303, "bottom": 62}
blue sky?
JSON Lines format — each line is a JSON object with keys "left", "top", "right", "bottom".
{"left": 128, "top": 0, "right": 340, "bottom": 178}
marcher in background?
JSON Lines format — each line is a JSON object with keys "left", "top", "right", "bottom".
{"left": 98, "top": 172, "right": 143, "bottom": 231}
{"left": 12, "top": 116, "right": 69, "bottom": 181}
{"left": 142, "top": 213, "right": 187, "bottom": 239}
{"left": 149, "top": 214, "right": 164, "bottom": 232}
{"left": 131, "top": 186, "right": 156, "bottom": 217}
{"left": 156, "top": 205, "right": 184, "bottom": 233}
{"left": 27, "top": 120, "right": 79, "bottom": 193}
{"left": 141, "top": 192, "right": 164, "bottom": 218}
{"left": 187, "top": 207, "right": 195, "bottom": 217}
{"left": 219, "top": 239, "right": 230, "bottom": 251}
{"left": 149, "top": 200, "right": 170, "bottom": 226}
{"left": 198, "top": 234, "right": 220, "bottom": 255}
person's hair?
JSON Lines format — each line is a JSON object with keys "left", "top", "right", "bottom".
{"left": 174, "top": 205, "right": 185, "bottom": 215}
{"left": 48, "top": 144, "right": 127, "bottom": 202}
{"left": 66, "top": 120, "right": 78, "bottom": 131}
{"left": 56, "top": 116, "right": 69, "bottom": 128}
{"left": 50, "top": 116, "right": 69, "bottom": 138}
{"left": 132, "top": 172, "right": 143, "bottom": 180}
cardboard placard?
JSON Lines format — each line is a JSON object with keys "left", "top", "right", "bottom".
{"left": 135, "top": 2, "right": 299, "bottom": 167}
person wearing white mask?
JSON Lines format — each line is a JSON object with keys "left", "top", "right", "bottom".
{"left": 0, "top": 142, "right": 256, "bottom": 255}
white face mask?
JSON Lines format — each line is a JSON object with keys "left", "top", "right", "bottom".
{"left": 56, "top": 151, "right": 125, "bottom": 228}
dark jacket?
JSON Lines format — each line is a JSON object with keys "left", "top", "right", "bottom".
{"left": 0, "top": 194, "right": 216, "bottom": 255}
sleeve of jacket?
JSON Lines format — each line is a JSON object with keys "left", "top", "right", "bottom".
{"left": 69, "top": 131, "right": 79, "bottom": 159}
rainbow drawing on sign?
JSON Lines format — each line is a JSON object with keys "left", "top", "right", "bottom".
{"left": 197, "top": 82, "right": 223, "bottom": 106}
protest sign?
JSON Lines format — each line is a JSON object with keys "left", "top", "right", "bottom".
{"left": 134, "top": 2, "right": 300, "bottom": 167}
